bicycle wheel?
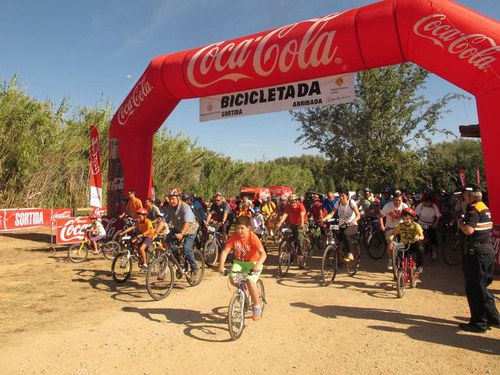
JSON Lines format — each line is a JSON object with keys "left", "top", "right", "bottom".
{"left": 228, "top": 290, "right": 245, "bottom": 340}
{"left": 203, "top": 236, "right": 218, "bottom": 266}
{"left": 186, "top": 249, "right": 205, "bottom": 286}
{"left": 442, "top": 236, "right": 462, "bottom": 266}
{"left": 68, "top": 242, "right": 89, "bottom": 263}
{"left": 256, "top": 279, "right": 266, "bottom": 314}
{"left": 111, "top": 252, "right": 132, "bottom": 283}
{"left": 146, "top": 257, "right": 174, "bottom": 300}
{"left": 366, "top": 232, "right": 386, "bottom": 259}
{"left": 346, "top": 241, "right": 361, "bottom": 276}
{"left": 278, "top": 240, "right": 291, "bottom": 277}
{"left": 321, "top": 245, "right": 338, "bottom": 285}
{"left": 391, "top": 247, "right": 400, "bottom": 280}
{"left": 298, "top": 238, "right": 311, "bottom": 269}
{"left": 396, "top": 269, "right": 406, "bottom": 298}
{"left": 102, "top": 240, "right": 121, "bottom": 260}
{"left": 410, "top": 266, "right": 418, "bottom": 288}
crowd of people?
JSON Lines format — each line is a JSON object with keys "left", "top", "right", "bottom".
{"left": 86, "top": 184, "right": 499, "bottom": 332}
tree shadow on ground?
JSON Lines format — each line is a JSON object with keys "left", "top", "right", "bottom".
{"left": 122, "top": 305, "right": 233, "bottom": 342}
{"left": 291, "top": 301, "right": 500, "bottom": 355}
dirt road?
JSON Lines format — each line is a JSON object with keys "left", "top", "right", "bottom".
{"left": 0, "top": 229, "right": 499, "bottom": 374}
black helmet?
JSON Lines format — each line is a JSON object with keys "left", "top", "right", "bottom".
{"left": 382, "top": 186, "right": 392, "bottom": 194}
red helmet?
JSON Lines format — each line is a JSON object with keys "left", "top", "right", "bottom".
{"left": 136, "top": 208, "right": 148, "bottom": 216}
{"left": 89, "top": 214, "right": 98, "bottom": 219}
{"left": 402, "top": 207, "right": 416, "bottom": 218}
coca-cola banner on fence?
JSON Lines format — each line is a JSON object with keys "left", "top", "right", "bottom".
{"left": 0, "top": 208, "right": 72, "bottom": 232}
{"left": 55, "top": 216, "right": 123, "bottom": 244}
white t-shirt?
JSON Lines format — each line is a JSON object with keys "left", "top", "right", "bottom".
{"left": 380, "top": 201, "right": 408, "bottom": 229}
{"left": 334, "top": 199, "right": 358, "bottom": 226}
{"left": 251, "top": 214, "right": 265, "bottom": 235}
{"left": 416, "top": 202, "right": 441, "bottom": 229}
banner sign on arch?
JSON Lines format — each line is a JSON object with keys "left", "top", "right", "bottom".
{"left": 199, "top": 73, "right": 355, "bottom": 122}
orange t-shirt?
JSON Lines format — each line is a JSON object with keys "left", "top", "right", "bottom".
{"left": 225, "top": 231, "right": 263, "bottom": 262}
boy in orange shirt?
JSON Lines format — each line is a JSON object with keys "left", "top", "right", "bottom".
{"left": 219, "top": 215, "right": 267, "bottom": 320}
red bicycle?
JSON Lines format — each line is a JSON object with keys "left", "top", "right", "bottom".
{"left": 392, "top": 241, "right": 419, "bottom": 298}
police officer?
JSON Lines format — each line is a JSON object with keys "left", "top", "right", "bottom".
{"left": 457, "top": 183, "right": 499, "bottom": 332}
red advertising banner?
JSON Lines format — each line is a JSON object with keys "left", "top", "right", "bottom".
{"left": 89, "top": 125, "right": 103, "bottom": 208}
{"left": 54, "top": 216, "right": 124, "bottom": 244}
{"left": 458, "top": 169, "right": 467, "bottom": 189}
{"left": 0, "top": 208, "right": 72, "bottom": 232}
{"left": 492, "top": 226, "right": 500, "bottom": 270}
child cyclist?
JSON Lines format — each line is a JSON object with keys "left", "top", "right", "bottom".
{"left": 218, "top": 216, "right": 267, "bottom": 321}
{"left": 388, "top": 207, "right": 425, "bottom": 273}
{"left": 87, "top": 214, "right": 106, "bottom": 254}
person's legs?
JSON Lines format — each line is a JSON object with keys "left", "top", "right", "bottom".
{"left": 385, "top": 229, "right": 395, "bottom": 270}
{"left": 183, "top": 233, "right": 197, "bottom": 271}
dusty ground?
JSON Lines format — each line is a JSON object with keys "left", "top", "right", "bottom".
{"left": 0, "top": 228, "right": 499, "bottom": 375}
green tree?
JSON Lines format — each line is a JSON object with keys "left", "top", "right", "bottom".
{"left": 421, "top": 139, "right": 484, "bottom": 192}
{"left": 292, "top": 63, "right": 461, "bottom": 191}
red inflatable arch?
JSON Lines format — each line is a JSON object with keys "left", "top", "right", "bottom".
{"left": 108, "top": 0, "right": 500, "bottom": 225}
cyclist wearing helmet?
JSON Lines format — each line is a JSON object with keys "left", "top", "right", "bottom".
{"left": 322, "top": 188, "right": 361, "bottom": 262}
{"left": 379, "top": 191, "right": 409, "bottom": 271}
{"left": 415, "top": 192, "right": 442, "bottom": 260}
{"left": 388, "top": 207, "right": 425, "bottom": 273}
{"left": 119, "top": 207, "right": 155, "bottom": 269}
{"left": 359, "top": 188, "right": 376, "bottom": 216}
{"left": 164, "top": 189, "right": 200, "bottom": 275}
{"left": 380, "top": 186, "right": 392, "bottom": 208}
{"left": 87, "top": 214, "right": 106, "bottom": 254}
{"left": 276, "top": 194, "right": 307, "bottom": 254}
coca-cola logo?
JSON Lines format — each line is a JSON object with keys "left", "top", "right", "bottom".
{"left": 414, "top": 14, "right": 499, "bottom": 70}
{"left": 108, "top": 177, "right": 124, "bottom": 191}
{"left": 117, "top": 76, "right": 154, "bottom": 125}
{"left": 186, "top": 12, "right": 346, "bottom": 88}
{"left": 90, "top": 136, "right": 101, "bottom": 175}
{"left": 92, "top": 207, "right": 107, "bottom": 217}
{"left": 52, "top": 210, "right": 72, "bottom": 220}
{"left": 59, "top": 218, "right": 90, "bottom": 242}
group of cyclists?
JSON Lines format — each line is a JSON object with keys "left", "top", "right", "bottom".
{"left": 82, "top": 185, "right": 477, "bottom": 324}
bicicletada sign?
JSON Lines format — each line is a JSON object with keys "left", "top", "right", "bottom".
{"left": 199, "top": 73, "right": 354, "bottom": 122}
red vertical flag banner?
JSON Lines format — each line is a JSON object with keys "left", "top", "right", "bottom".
{"left": 89, "top": 125, "right": 103, "bottom": 208}
{"left": 476, "top": 166, "right": 481, "bottom": 185}
{"left": 458, "top": 169, "right": 467, "bottom": 189}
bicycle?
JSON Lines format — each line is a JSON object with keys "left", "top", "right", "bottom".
{"left": 146, "top": 238, "right": 205, "bottom": 300}
{"left": 203, "top": 222, "right": 226, "bottom": 266}
{"left": 360, "top": 217, "right": 386, "bottom": 260}
{"left": 67, "top": 226, "right": 120, "bottom": 263}
{"left": 224, "top": 270, "right": 266, "bottom": 340}
{"left": 277, "top": 226, "right": 311, "bottom": 277}
{"left": 110, "top": 233, "right": 157, "bottom": 283}
{"left": 392, "top": 241, "right": 419, "bottom": 298}
{"left": 320, "top": 221, "right": 361, "bottom": 286}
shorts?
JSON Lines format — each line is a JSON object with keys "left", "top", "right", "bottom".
{"left": 89, "top": 233, "right": 106, "bottom": 242}
{"left": 230, "top": 260, "right": 262, "bottom": 283}
{"left": 384, "top": 228, "right": 396, "bottom": 243}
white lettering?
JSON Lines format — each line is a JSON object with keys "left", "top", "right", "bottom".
{"left": 186, "top": 12, "right": 346, "bottom": 88}
{"left": 413, "top": 14, "right": 499, "bottom": 70}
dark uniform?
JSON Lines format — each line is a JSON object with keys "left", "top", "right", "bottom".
{"left": 461, "top": 196, "right": 499, "bottom": 331}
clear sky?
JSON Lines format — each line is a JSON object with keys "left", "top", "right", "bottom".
{"left": 1, "top": 0, "right": 498, "bottom": 161}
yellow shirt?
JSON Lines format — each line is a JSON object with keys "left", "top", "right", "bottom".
{"left": 394, "top": 222, "right": 423, "bottom": 244}
{"left": 136, "top": 219, "right": 155, "bottom": 238}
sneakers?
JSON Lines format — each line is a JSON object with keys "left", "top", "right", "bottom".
{"left": 343, "top": 252, "right": 354, "bottom": 262}
{"left": 458, "top": 322, "right": 487, "bottom": 333}
{"left": 387, "top": 260, "right": 393, "bottom": 271}
{"left": 252, "top": 306, "right": 262, "bottom": 321}
{"left": 139, "top": 263, "right": 148, "bottom": 270}
{"left": 417, "top": 266, "right": 424, "bottom": 274}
